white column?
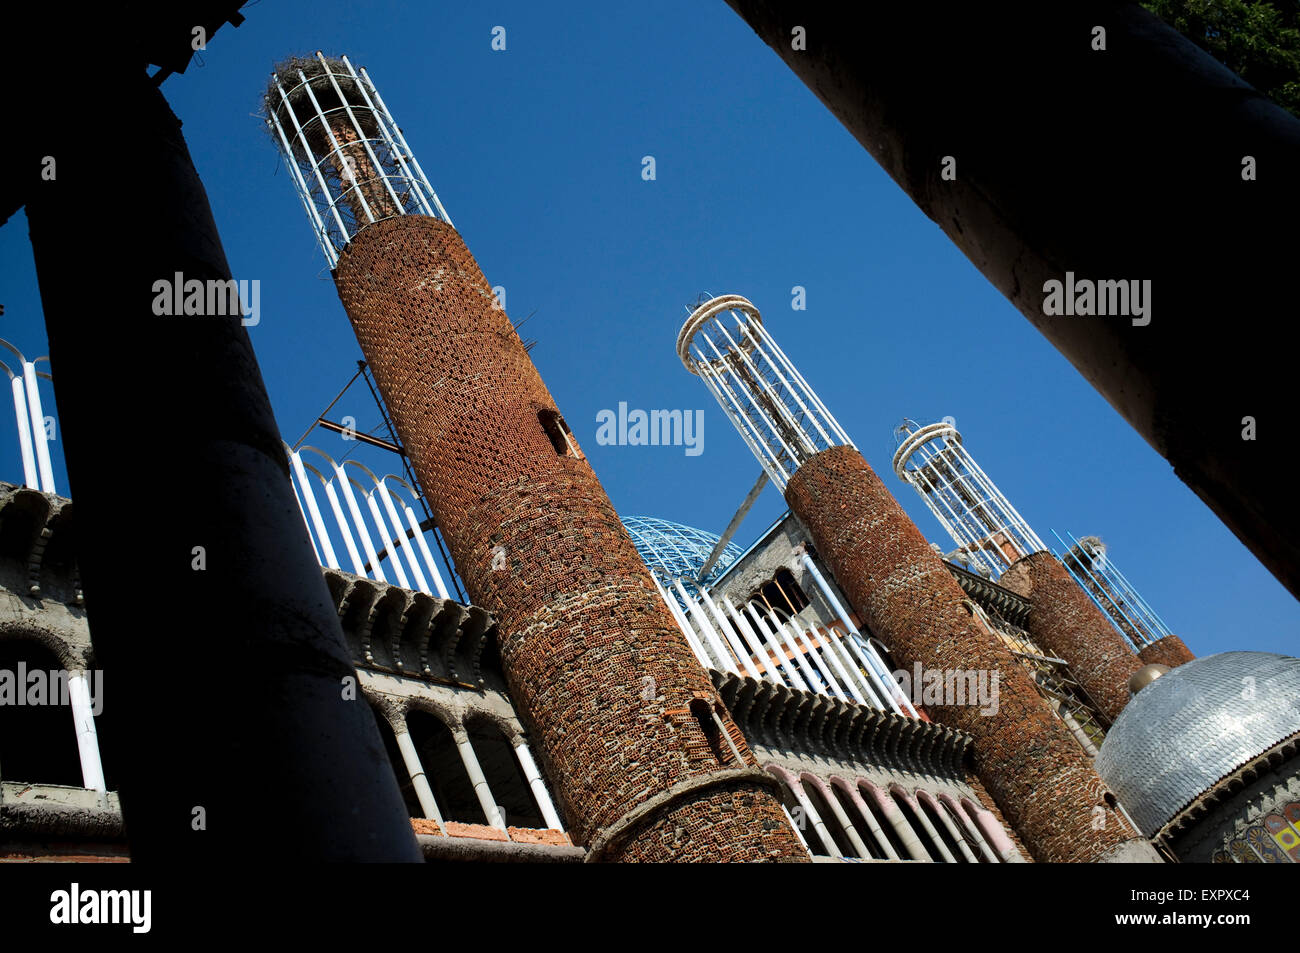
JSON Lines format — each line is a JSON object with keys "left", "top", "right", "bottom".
{"left": 513, "top": 741, "right": 564, "bottom": 831}
{"left": 454, "top": 729, "right": 506, "bottom": 830}
{"left": 67, "top": 671, "right": 106, "bottom": 793}
{"left": 393, "top": 726, "right": 443, "bottom": 827}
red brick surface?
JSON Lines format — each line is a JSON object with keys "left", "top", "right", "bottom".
{"left": 1138, "top": 633, "right": 1195, "bottom": 669}
{"left": 998, "top": 551, "right": 1142, "bottom": 722}
{"left": 783, "top": 445, "right": 1147, "bottom": 862}
{"left": 335, "top": 215, "right": 804, "bottom": 862}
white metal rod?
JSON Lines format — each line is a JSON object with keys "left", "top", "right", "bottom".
{"left": 341, "top": 56, "right": 433, "bottom": 217}
{"left": 359, "top": 67, "right": 454, "bottom": 226}
{"left": 736, "top": 316, "right": 834, "bottom": 449}
{"left": 723, "top": 595, "right": 780, "bottom": 680}
{"left": 266, "top": 99, "right": 336, "bottom": 268}
{"left": 9, "top": 375, "right": 38, "bottom": 489}
{"left": 296, "top": 67, "right": 378, "bottom": 226}
{"left": 696, "top": 354, "right": 790, "bottom": 487}
{"left": 819, "top": 623, "right": 883, "bottom": 708}
{"left": 767, "top": 609, "right": 826, "bottom": 693}
{"left": 364, "top": 490, "right": 410, "bottom": 589}
{"left": 290, "top": 453, "right": 339, "bottom": 569}
{"left": 290, "top": 473, "right": 323, "bottom": 566}
{"left": 404, "top": 505, "right": 452, "bottom": 599}
{"left": 697, "top": 585, "right": 763, "bottom": 679}
{"left": 651, "top": 575, "right": 711, "bottom": 668}
{"left": 700, "top": 329, "right": 802, "bottom": 468}
{"left": 376, "top": 481, "right": 429, "bottom": 593}
{"left": 746, "top": 603, "right": 806, "bottom": 690}
{"left": 273, "top": 74, "right": 349, "bottom": 246}
{"left": 314, "top": 52, "right": 406, "bottom": 218}
{"left": 335, "top": 468, "right": 387, "bottom": 583}
{"left": 23, "top": 362, "right": 55, "bottom": 493}
{"left": 799, "top": 553, "right": 915, "bottom": 716}
{"left": 714, "top": 317, "right": 817, "bottom": 457}
{"left": 674, "top": 578, "right": 737, "bottom": 673}
{"left": 805, "top": 625, "right": 862, "bottom": 703}
{"left": 322, "top": 479, "right": 366, "bottom": 574}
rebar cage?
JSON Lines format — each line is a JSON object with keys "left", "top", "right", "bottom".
{"left": 892, "top": 418, "right": 1046, "bottom": 578}
{"left": 677, "top": 294, "right": 854, "bottom": 491}
{"left": 265, "top": 52, "right": 452, "bottom": 268}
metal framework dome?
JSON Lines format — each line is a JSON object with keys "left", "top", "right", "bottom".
{"left": 1095, "top": 652, "right": 1300, "bottom": 836}
{"left": 622, "top": 515, "right": 741, "bottom": 586}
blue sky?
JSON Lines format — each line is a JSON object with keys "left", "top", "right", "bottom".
{"left": 1, "top": 0, "right": 1294, "bottom": 655}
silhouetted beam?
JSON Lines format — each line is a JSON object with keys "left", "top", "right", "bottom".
{"left": 21, "top": 61, "right": 421, "bottom": 859}
{"left": 724, "top": 1, "right": 1300, "bottom": 597}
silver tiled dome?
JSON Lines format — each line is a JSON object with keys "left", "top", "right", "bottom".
{"left": 1095, "top": 652, "right": 1300, "bottom": 837}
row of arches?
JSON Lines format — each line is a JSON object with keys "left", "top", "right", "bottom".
{"left": 368, "top": 700, "right": 564, "bottom": 833}
{"left": 768, "top": 765, "right": 1022, "bottom": 863}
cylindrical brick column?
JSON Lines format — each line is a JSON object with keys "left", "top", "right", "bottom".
{"left": 784, "top": 445, "right": 1158, "bottom": 862}
{"left": 1138, "top": 634, "right": 1195, "bottom": 669}
{"left": 997, "top": 551, "right": 1143, "bottom": 722}
{"left": 333, "top": 215, "right": 804, "bottom": 862}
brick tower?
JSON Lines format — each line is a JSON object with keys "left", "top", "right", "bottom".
{"left": 678, "top": 294, "right": 1159, "bottom": 862}
{"left": 892, "top": 419, "right": 1193, "bottom": 720}
{"left": 1059, "top": 535, "right": 1195, "bottom": 671}
{"left": 264, "top": 55, "right": 804, "bottom": 862}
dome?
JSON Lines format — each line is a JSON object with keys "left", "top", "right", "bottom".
{"left": 622, "top": 516, "right": 741, "bottom": 587}
{"left": 1095, "top": 652, "right": 1300, "bottom": 837}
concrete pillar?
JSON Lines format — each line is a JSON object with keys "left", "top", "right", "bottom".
{"left": 998, "top": 551, "right": 1142, "bottom": 722}
{"left": 23, "top": 68, "right": 420, "bottom": 860}
{"left": 393, "top": 723, "right": 444, "bottom": 826}
{"left": 722, "top": 0, "right": 1300, "bottom": 599}
{"left": 66, "top": 671, "right": 105, "bottom": 794}
{"left": 783, "top": 445, "right": 1158, "bottom": 862}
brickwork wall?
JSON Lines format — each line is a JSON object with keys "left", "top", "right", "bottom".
{"left": 333, "top": 215, "right": 804, "bottom": 862}
{"left": 998, "top": 551, "right": 1143, "bottom": 722}
{"left": 1138, "top": 633, "right": 1196, "bottom": 669}
{"left": 783, "top": 445, "right": 1153, "bottom": 862}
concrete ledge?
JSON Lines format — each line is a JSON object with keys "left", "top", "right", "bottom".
{"left": 0, "top": 782, "right": 123, "bottom": 840}
{"left": 416, "top": 833, "right": 585, "bottom": 863}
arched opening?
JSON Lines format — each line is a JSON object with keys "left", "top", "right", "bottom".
{"left": 770, "top": 568, "right": 810, "bottom": 614}
{"left": 0, "top": 639, "right": 82, "bottom": 787}
{"left": 406, "top": 710, "right": 484, "bottom": 824}
{"left": 370, "top": 704, "right": 422, "bottom": 819}
{"left": 918, "top": 790, "right": 971, "bottom": 862}
{"left": 689, "top": 698, "right": 730, "bottom": 765}
{"left": 859, "top": 782, "right": 911, "bottom": 860}
{"left": 890, "top": 787, "right": 939, "bottom": 861}
{"left": 538, "top": 409, "right": 581, "bottom": 458}
{"left": 464, "top": 717, "right": 546, "bottom": 829}
{"left": 801, "top": 775, "right": 856, "bottom": 858}
{"left": 831, "top": 782, "right": 888, "bottom": 859}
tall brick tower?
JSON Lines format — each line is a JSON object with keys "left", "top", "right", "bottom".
{"left": 264, "top": 55, "right": 804, "bottom": 862}
{"left": 892, "top": 418, "right": 1193, "bottom": 720}
{"left": 678, "top": 294, "right": 1159, "bottom": 862}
